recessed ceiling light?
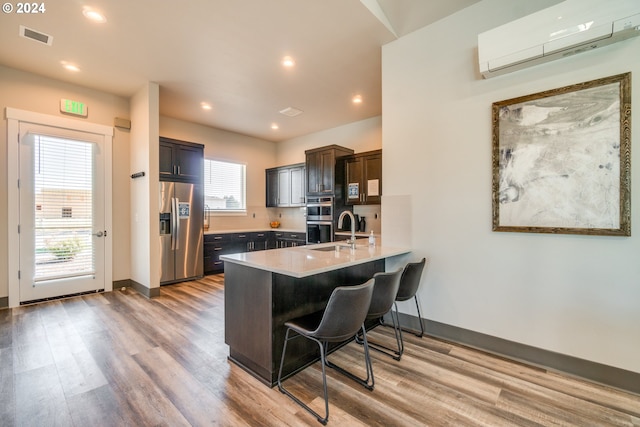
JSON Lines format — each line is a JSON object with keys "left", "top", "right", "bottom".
{"left": 61, "top": 61, "right": 80, "bottom": 72}
{"left": 201, "top": 102, "right": 212, "bottom": 110}
{"left": 271, "top": 123, "right": 279, "bottom": 130}
{"left": 282, "top": 56, "right": 295, "bottom": 68}
{"left": 352, "top": 95, "right": 363, "bottom": 104}
{"left": 82, "top": 7, "right": 107, "bottom": 23}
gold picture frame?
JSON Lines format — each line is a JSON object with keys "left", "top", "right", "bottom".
{"left": 492, "top": 73, "right": 631, "bottom": 236}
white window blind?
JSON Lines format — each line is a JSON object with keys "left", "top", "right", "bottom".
{"left": 33, "top": 135, "right": 95, "bottom": 282}
{"left": 204, "top": 159, "right": 246, "bottom": 212}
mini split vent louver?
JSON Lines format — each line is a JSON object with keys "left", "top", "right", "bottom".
{"left": 279, "top": 107, "right": 303, "bottom": 117}
{"left": 19, "top": 25, "right": 53, "bottom": 46}
{"left": 478, "top": 0, "right": 640, "bottom": 78}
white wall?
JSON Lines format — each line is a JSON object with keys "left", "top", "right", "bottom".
{"left": 276, "top": 116, "right": 382, "bottom": 165}
{"left": 129, "top": 82, "right": 159, "bottom": 289}
{"left": 0, "top": 65, "right": 131, "bottom": 299}
{"left": 382, "top": 0, "right": 640, "bottom": 373}
{"left": 160, "top": 116, "right": 277, "bottom": 231}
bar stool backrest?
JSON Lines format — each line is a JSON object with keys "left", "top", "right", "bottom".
{"left": 368, "top": 269, "right": 403, "bottom": 318}
{"left": 396, "top": 258, "right": 426, "bottom": 301}
{"left": 313, "top": 279, "right": 375, "bottom": 342}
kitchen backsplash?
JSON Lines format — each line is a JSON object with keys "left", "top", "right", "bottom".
{"left": 273, "top": 206, "right": 307, "bottom": 230}
{"left": 206, "top": 205, "right": 307, "bottom": 231}
{"left": 352, "top": 204, "right": 381, "bottom": 234}
{"left": 206, "top": 204, "right": 381, "bottom": 233}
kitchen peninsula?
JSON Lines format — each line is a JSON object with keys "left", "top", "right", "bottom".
{"left": 221, "top": 240, "right": 410, "bottom": 386}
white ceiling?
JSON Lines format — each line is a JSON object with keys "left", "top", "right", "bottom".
{"left": 0, "top": 0, "right": 480, "bottom": 142}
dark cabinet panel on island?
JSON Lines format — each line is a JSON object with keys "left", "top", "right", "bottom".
{"left": 224, "top": 258, "right": 386, "bottom": 386}
{"left": 159, "top": 136, "right": 203, "bottom": 183}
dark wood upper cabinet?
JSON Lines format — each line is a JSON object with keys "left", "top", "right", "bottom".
{"left": 345, "top": 149, "right": 382, "bottom": 205}
{"left": 265, "top": 163, "right": 305, "bottom": 207}
{"left": 289, "top": 166, "right": 305, "bottom": 206}
{"left": 305, "top": 145, "right": 353, "bottom": 196}
{"left": 159, "top": 137, "right": 204, "bottom": 183}
{"left": 266, "top": 168, "right": 279, "bottom": 207}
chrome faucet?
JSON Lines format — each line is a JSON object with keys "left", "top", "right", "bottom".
{"left": 338, "top": 210, "right": 357, "bottom": 249}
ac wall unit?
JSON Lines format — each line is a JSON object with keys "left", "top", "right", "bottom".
{"left": 478, "top": 0, "right": 640, "bottom": 78}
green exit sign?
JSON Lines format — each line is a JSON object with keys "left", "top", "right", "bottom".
{"left": 60, "top": 99, "right": 88, "bottom": 117}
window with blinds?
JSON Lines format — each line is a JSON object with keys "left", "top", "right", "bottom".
{"left": 33, "top": 135, "right": 95, "bottom": 282}
{"left": 204, "top": 159, "right": 246, "bottom": 212}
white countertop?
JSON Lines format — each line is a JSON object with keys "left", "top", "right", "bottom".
{"left": 204, "top": 228, "right": 304, "bottom": 235}
{"left": 220, "top": 239, "right": 411, "bottom": 278}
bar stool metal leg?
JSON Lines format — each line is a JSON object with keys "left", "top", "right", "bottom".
{"left": 278, "top": 328, "right": 330, "bottom": 425}
{"left": 360, "top": 309, "right": 404, "bottom": 360}
{"left": 324, "top": 324, "right": 375, "bottom": 390}
{"left": 412, "top": 295, "right": 425, "bottom": 337}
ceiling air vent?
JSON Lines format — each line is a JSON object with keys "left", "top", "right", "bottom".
{"left": 279, "top": 107, "right": 303, "bottom": 117}
{"left": 19, "top": 25, "right": 53, "bottom": 46}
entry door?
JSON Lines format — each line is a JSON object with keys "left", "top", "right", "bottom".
{"left": 18, "top": 123, "right": 106, "bottom": 303}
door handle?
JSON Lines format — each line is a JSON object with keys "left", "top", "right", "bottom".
{"left": 93, "top": 231, "right": 104, "bottom": 237}
{"left": 173, "top": 197, "right": 180, "bottom": 251}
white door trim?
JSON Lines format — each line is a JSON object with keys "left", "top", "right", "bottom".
{"left": 6, "top": 107, "right": 113, "bottom": 307}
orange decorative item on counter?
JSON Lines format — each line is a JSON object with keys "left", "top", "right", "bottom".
{"left": 270, "top": 221, "right": 280, "bottom": 228}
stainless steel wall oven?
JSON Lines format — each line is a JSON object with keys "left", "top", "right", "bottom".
{"left": 306, "top": 196, "right": 334, "bottom": 244}
{"left": 306, "top": 196, "right": 333, "bottom": 221}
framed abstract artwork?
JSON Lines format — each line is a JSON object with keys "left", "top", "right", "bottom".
{"left": 492, "top": 73, "right": 631, "bottom": 236}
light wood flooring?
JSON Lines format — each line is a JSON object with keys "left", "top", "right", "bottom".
{"left": 1, "top": 275, "right": 639, "bottom": 426}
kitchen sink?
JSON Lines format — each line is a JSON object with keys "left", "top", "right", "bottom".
{"left": 310, "top": 245, "right": 351, "bottom": 252}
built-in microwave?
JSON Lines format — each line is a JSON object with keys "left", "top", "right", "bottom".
{"left": 307, "top": 221, "right": 333, "bottom": 244}
{"left": 306, "top": 196, "right": 333, "bottom": 221}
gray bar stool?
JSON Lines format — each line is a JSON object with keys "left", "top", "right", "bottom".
{"left": 395, "top": 257, "right": 427, "bottom": 338}
{"left": 381, "top": 257, "right": 427, "bottom": 359}
{"left": 352, "top": 268, "right": 404, "bottom": 360}
{"left": 277, "top": 279, "right": 375, "bottom": 425}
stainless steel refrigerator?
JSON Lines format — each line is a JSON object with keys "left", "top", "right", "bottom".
{"left": 159, "top": 181, "right": 204, "bottom": 284}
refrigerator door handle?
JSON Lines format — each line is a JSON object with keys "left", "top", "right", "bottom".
{"left": 171, "top": 197, "right": 178, "bottom": 251}
{"left": 174, "top": 197, "right": 180, "bottom": 251}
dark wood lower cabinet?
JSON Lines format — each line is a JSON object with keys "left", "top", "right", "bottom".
{"left": 203, "top": 234, "right": 229, "bottom": 274}
{"left": 204, "top": 231, "right": 306, "bottom": 274}
{"left": 273, "top": 231, "right": 305, "bottom": 248}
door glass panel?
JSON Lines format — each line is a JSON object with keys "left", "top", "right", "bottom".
{"left": 33, "top": 135, "right": 95, "bottom": 282}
